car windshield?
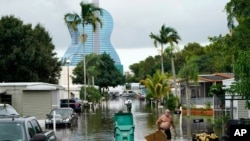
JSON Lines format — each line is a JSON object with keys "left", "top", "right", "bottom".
{"left": 50, "top": 109, "right": 71, "bottom": 117}
{"left": 0, "top": 122, "right": 25, "bottom": 140}
{"left": 61, "top": 99, "right": 75, "bottom": 103}
{"left": 0, "top": 104, "right": 19, "bottom": 116}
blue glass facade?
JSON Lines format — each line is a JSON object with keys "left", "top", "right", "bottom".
{"left": 62, "top": 9, "right": 123, "bottom": 74}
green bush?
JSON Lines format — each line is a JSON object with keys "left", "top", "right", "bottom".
{"left": 80, "top": 86, "right": 102, "bottom": 102}
{"left": 164, "top": 94, "right": 178, "bottom": 111}
{"left": 204, "top": 101, "right": 212, "bottom": 109}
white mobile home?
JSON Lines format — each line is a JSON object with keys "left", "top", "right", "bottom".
{"left": 0, "top": 82, "right": 64, "bottom": 119}
{"left": 223, "top": 78, "right": 250, "bottom": 119}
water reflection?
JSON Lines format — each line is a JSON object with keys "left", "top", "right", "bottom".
{"left": 53, "top": 97, "right": 215, "bottom": 141}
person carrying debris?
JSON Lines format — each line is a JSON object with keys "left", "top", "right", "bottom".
{"left": 156, "top": 109, "right": 176, "bottom": 141}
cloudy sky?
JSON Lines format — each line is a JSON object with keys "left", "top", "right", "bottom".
{"left": 0, "top": 0, "right": 230, "bottom": 71}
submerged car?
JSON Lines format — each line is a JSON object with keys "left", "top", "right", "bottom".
{"left": 45, "top": 108, "right": 78, "bottom": 128}
{"left": 0, "top": 103, "right": 19, "bottom": 117}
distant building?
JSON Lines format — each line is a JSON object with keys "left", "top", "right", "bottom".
{"left": 59, "top": 1, "right": 123, "bottom": 98}
{"left": 62, "top": 3, "right": 123, "bottom": 74}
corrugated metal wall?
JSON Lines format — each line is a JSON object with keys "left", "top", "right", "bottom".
{"left": 23, "top": 91, "right": 51, "bottom": 119}
{"left": 238, "top": 100, "right": 249, "bottom": 118}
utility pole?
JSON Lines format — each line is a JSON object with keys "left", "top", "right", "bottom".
{"left": 66, "top": 59, "right": 71, "bottom": 107}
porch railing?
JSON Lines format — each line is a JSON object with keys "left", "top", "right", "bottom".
{"left": 181, "top": 97, "right": 213, "bottom": 108}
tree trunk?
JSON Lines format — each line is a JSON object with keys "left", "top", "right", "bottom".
{"left": 186, "top": 79, "right": 191, "bottom": 117}
{"left": 171, "top": 57, "right": 178, "bottom": 105}
{"left": 161, "top": 44, "right": 164, "bottom": 74}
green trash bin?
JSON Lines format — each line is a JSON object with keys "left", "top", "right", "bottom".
{"left": 114, "top": 112, "right": 134, "bottom": 141}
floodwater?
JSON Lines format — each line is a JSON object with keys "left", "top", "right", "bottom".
{"left": 42, "top": 97, "right": 216, "bottom": 141}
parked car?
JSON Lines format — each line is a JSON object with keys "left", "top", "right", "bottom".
{"left": 0, "top": 115, "right": 56, "bottom": 141}
{"left": 222, "top": 118, "right": 250, "bottom": 141}
{"left": 45, "top": 108, "right": 78, "bottom": 128}
{"left": 60, "top": 99, "right": 82, "bottom": 113}
{"left": 109, "top": 91, "right": 119, "bottom": 98}
{"left": 0, "top": 103, "right": 19, "bottom": 116}
{"left": 122, "top": 90, "right": 135, "bottom": 97}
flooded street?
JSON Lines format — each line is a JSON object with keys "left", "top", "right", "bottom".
{"left": 45, "top": 97, "right": 214, "bottom": 141}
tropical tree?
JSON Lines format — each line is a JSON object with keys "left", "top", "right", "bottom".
{"left": 64, "top": 13, "right": 81, "bottom": 32}
{"left": 85, "top": 53, "right": 101, "bottom": 85}
{"left": 129, "top": 55, "right": 162, "bottom": 82}
{"left": 178, "top": 56, "right": 199, "bottom": 117}
{"left": 64, "top": 2, "right": 103, "bottom": 32}
{"left": 72, "top": 53, "right": 124, "bottom": 95}
{"left": 165, "top": 46, "right": 180, "bottom": 103}
{"left": 80, "top": 86, "right": 102, "bottom": 103}
{"left": 149, "top": 24, "right": 181, "bottom": 74}
{"left": 0, "top": 15, "right": 61, "bottom": 84}
{"left": 233, "top": 51, "right": 250, "bottom": 108}
{"left": 71, "top": 53, "right": 101, "bottom": 86}
{"left": 224, "top": 0, "right": 250, "bottom": 108}
{"left": 64, "top": 2, "right": 103, "bottom": 101}
{"left": 140, "top": 70, "right": 171, "bottom": 107}
{"left": 95, "top": 53, "right": 124, "bottom": 93}
{"left": 150, "top": 25, "right": 181, "bottom": 107}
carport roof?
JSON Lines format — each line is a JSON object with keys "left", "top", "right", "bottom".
{"left": 0, "top": 82, "right": 64, "bottom": 91}
{"left": 199, "top": 73, "right": 234, "bottom": 82}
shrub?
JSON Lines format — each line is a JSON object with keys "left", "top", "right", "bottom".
{"left": 204, "top": 101, "right": 212, "bottom": 109}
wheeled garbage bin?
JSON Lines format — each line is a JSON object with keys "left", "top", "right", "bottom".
{"left": 114, "top": 112, "right": 134, "bottom": 141}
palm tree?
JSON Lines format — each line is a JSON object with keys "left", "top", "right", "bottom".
{"left": 64, "top": 13, "right": 81, "bottom": 31}
{"left": 79, "top": 2, "right": 103, "bottom": 31}
{"left": 165, "top": 46, "right": 179, "bottom": 102}
{"left": 149, "top": 24, "right": 181, "bottom": 74}
{"left": 178, "top": 56, "right": 199, "bottom": 117}
{"left": 64, "top": 2, "right": 103, "bottom": 101}
{"left": 64, "top": 2, "right": 103, "bottom": 40}
{"left": 140, "top": 70, "right": 171, "bottom": 107}
{"left": 85, "top": 53, "right": 101, "bottom": 86}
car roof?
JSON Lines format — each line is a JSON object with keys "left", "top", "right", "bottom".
{"left": 54, "top": 107, "right": 72, "bottom": 110}
{"left": 0, "top": 116, "right": 36, "bottom": 123}
{"left": 0, "top": 103, "right": 19, "bottom": 116}
{"left": 51, "top": 108, "right": 73, "bottom": 111}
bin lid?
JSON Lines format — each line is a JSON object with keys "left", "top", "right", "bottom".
{"left": 114, "top": 112, "right": 134, "bottom": 125}
{"left": 115, "top": 125, "right": 135, "bottom": 130}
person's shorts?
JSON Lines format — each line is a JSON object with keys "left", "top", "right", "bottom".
{"left": 161, "top": 128, "right": 171, "bottom": 139}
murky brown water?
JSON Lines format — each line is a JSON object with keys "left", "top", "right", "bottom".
{"left": 43, "top": 97, "right": 216, "bottom": 141}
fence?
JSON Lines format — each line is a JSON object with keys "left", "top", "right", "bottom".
{"left": 181, "top": 97, "right": 214, "bottom": 108}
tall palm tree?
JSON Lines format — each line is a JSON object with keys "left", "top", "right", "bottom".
{"left": 178, "top": 56, "right": 199, "bottom": 117}
{"left": 149, "top": 24, "right": 181, "bottom": 74}
{"left": 165, "top": 46, "right": 180, "bottom": 105}
{"left": 64, "top": 2, "right": 103, "bottom": 101}
{"left": 140, "top": 70, "right": 171, "bottom": 107}
{"left": 64, "top": 2, "right": 103, "bottom": 39}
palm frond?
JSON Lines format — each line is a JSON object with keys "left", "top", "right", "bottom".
{"left": 80, "top": 2, "right": 103, "bottom": 32}
{"left": 64, "top": 13, "right": 81, "bottom": 31}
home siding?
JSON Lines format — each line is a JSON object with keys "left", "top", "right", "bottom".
{"left": 23, "top": 91, "right": 51, "bottom": 119}
{"left": 238, "top": 100, "right": 249, "bottom": 118}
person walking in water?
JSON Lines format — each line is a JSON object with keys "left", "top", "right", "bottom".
{"left": 156, "top": 109, "right": 176, "bottom": 141}
{"left": 124, "top": 98, "right": 132, "bottom": 112}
